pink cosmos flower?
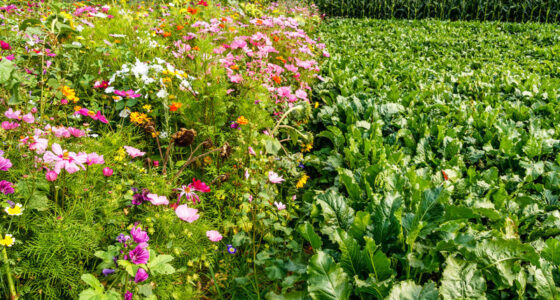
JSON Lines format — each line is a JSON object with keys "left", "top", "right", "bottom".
{"left": 92, "top": 111, "right": 108, "bottom": 123}
{"left": 268, "top": 171, "right": 284, "bottom": 184}
{"left": 114, "top": 90, "right": 141, "bottom": 98}
{"left": 206, "top": 230, "right": 222, "bottom": 242}
{"left": 175, "top": 205, "right": 200, "bottom": 223}
{"left": 42, "top": 143, "right": 87, "bottom": 174}
{"left": 102, "top": 167, "right": 113, "bottom": 177}
{"left": 123, "top": 146, "right": 145, "bottom": 158}
{"left": 45, "top": 170, "right": 58, "bottom": 181}
{"left": 5, "top": 54, "right": 14, "bottom": 61}
{"left": 244, "top": 169, "right": 250, "bottom": 180}
{"left": 274, "top": 201, "right": 286, "bottom": 211}
{"left": 1, "top": 121, "right": 19, "bottom": 130}
{"left": 52, "top": 126, "right": 70, "bottom": 138}
{"left": 228, "top": 73, "right": 243, "bottom": 83}
{"left": 0, "top": 157, "right": 12, "bottom": 171}
{"left": 85, "top": 152, "right": 105, "bottom": 165}
{"left": 147, "top": 193, "right": 169, "bottom": 206}
{"left": 22, "top": 113, "right": 34, "bottom": 124}
{"left": 4, "top": 108, "right": 21, "bottom": 120}
{"left": 129, "top": 245, "right": 150, "bottom": 265}
{"left": 177, "top": 178, "right": 210, "bottom": 204}
{"left": 29, "top": 138, "right": 48, "bottom": 154}
{"left": 68, "top": 127, "right": 85, "bottom": 138}
{"left": 248, "top": 146, "right": 256, "bottom": 156}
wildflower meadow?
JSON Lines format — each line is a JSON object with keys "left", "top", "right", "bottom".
{"left": 0, "top": 0, "right": 559, "bottom": 299}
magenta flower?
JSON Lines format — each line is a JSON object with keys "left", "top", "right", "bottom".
{"left": 102, "top": 167, "right": 113, "bottom": 177}
{"left": 29, "top": 138, "right": 48, "bottom": 154}
{"left": 92, "top": 111, "right": 108, "bottom": 124}
{"left": 0, "top": 180, "right": 14, "bottom": 194}
{"left": 190, "top": 178, "right": 210, "bottom": 193}
{"left": 45, "top": 170, "right": 58, "bottom": 181}
{"left": 0, "top": 157, "right": 12, "bottom": 171}
{"left": 274, "top": 201, "right": 286, "bottom": 211}
{"left": 206, "top": 230, "right": 223, "bottom": 242}
{"left": 177, "top": 178, "right": 210, "bottom": 204}
{"left": 123, "top": 146, "right": 145, "bottom": 158}
{"left": 124, "top": 291, "right": 133, "bottom": 300}
{"left": 134, "top": 268, "right": 149, "bottom": 283}
{"left": 147, "top": 193, "right": 169, "bottom": 206}
{"left": 268, "top": 171, "right": 284, "bottom": 184}
{"left": 0, "top": 40, "right": 11, "bottom": 50}
{"left": 130, "top": 226, "right": 149, "bottom": 246}
{"left": 114, "top": 90, "right": 141, "bottom": 98}
{"left": 1, "top": 121, "right": 19, "bottom": 130}
{"left": 129, "top": 245, "right": 150, "bottom": 265}
{"left": 42, "top": 143, "right": 87, "bottom": 174}
{"left": 175, "top": 205, "right": 200, "bottom": 223}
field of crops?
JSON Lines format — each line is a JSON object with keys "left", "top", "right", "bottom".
{"left": 306, "top": 19, "right": 560, "bottom": 299}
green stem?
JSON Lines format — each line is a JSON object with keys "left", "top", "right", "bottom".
{"left": 208, "top": 263, "right": 224, "bottom": 300}
{"left": 251, "top": 203, "right": 261, "bottom": 300}
{"left": 2, "top": 247, "right": 18, "bottom": 300}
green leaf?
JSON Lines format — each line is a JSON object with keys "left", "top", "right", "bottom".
{"left": 307, "top": 251, "right": 351, "bottom": 300}
{"left": 78, "top": 289, "right": 100, "bottom": 300}
{"left": 542, "top": 238, "right": 560, "bottom": 265}
{"left": 338, "top": 169, "right": 361, "bottom": 203}
{"left": 371, "top": 192, "right": 402, "bottom": 250}
{"left": 298, "top": 222, "right": 323, "bottom": 250}
{"left": 265, "top": 291, "right": 308, "bottom": 300}
{"left": 349, "top": 211, "right": 371, "bottom": 241}
{"left": 530, "top": 260, "right": 560, "bottom": 300}
{"left": 148, "top": 254, "right": 176, "bottom": 275}
{"left": 387, "top": 280, "right": 438, "bottom": 300}
{"left": 316, "top": 190, "right": 355, "bottom": 238}
{"left": 334, "top": 229, "right": 367, "bottom": 278}
{"left": 0, "top": 59, "right": 14, "bottom": 85}
{"left": 364, "top": 237, "right": 392, "bottom": 281}
{"left": 80, "top": 274, "right": 103, "bottom": 292}
{"left": 264, "top": 137, "right": 282, "bottom": 155}
{"left": 440, "top": 256, "right": 486, "bottom": 299}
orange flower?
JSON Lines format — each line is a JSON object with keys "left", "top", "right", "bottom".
{"left": 272, "top": 75, "right": 281, "bottom": 84}
{"left": 256, "top": 19, "right": 263, "bottom": 25}
{"left": 219, "top": 23, "right": 225, "bottom": 28}
{"left": 193, "top": 46, "right": 200, "bottom": 51}
{"left": 176, "top": 25, "right": 184, "bottom": 30}
{"left": 170, "top": 102, "right": 182, "bottom": 112}
{"left": 273, "top": 35, "right": 280, "bottom": 42}
{"left": 187, "top": 7, "right": 197, "bottom": 15}
{"left": 231, "top": 65, "right": 239, "bottom": 71}
{"left": 236, "top": 116, "right": 249, "bottom": 125}
{"left": 162, "top": 32, "right": 171, "bottom": 37}
{"left": 276, "top": 56, "right": 286, "bottom": 63}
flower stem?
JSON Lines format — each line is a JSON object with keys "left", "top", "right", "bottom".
{"left": 2, "top": 246, "right": 18, "bottom": 300}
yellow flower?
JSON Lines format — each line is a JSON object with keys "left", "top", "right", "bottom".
{"left": 62, "top": 86, "right": 79, "bottom": 103}
{"left": 203, "top": 156, "right": 212, "bottom": 165}
{"left": 301, "top": 142, "right": 313, "bottom": 153}
{"left": 114, "top": 147, "right": 126, "bottom": 162}
{"left": 237, "top": 116, "right": 249, "bottom": 125}
{"left": 142, "top": 104, "right": 152, "bottom": 112}
{"left": 130, "top": 112, "right": 150, "bottom": 124}
{"left": 314, "top": 102, "right": 319, "bottom": 109}
{"left": 5, "top": 203, "right": 23, "bottom": 216}
{"left": 0, "top": 234, "right": 15, "bottom": 247}
{"left": 296, "top": 174, "right": 309, "bottom": 189}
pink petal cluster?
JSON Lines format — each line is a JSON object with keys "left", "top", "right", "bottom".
{"left": 175, "top": 205, "right": 200, "bottom": 223}
{"left": 268, "top": 171, "right": 284, "bottom": 183}
{"left": 206, "top": 230, "right": 223, "bottom": 242}
{"left": 123, "top": 146, "right": 145, "bottom": 158}
{"left": 42, "top": 143, "right": 87, "bottom": 174}
{"left": 147, "top": 193, "right": 169, "bottom": 206}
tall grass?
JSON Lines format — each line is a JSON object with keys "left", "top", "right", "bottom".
{"left": 312, "top": 0, "right": 560, "bottom": 23}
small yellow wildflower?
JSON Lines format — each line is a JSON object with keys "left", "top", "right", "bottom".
{"left": 296, "top": 174, "right": 309, "bottom": 189}
{"left": 0, "top": 234, "right": 15, "bottom": 247}
{"left": 130, "top": 112, "right": 150, "bottom": 124}
{"left": 5, "top": 203, "right": 23, "bottom": 216}
{"left": 203, "top": 156, "right": 212, "bottom": 165}
{"left": 301, "top": 142, "right": 313, "bottom": 153}
{"left": 142, "top": 104, "right": 152, "bottom": 112}
{"left": 114, "top": 147, "right": 127, "bottom": 162}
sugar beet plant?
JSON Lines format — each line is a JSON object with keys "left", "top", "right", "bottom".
{"left": 313, "top": 0, "right": 560, "bottom": 22}
{"left": 302, "top": 19, "right": 560, "bottom": 299}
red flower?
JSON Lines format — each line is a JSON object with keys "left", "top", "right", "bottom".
{"left": 197, "top": 0, "right": 208, "bottom": 6}
{"left": 442, "top": 170, "right": 449, "bottom": 181}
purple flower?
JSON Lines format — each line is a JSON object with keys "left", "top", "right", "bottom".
{"left": 0, "top": 157, "right": 12, "bottom": 171}
{"left": 0, "top": 180, "right": 14, "bottom": 194}
{"left": 227, "top": 244, "right": 237, "bottom": 254}
{"left": 132, "top": 188, "right": 150, "bottom": 205}
{"left": 230, "top": 122, "right": 239, "bottom": 129}
{"left": 124, "top": 291, "right": 133, "bottom": 300}
{"left": 129, "top": 245, "right": 149, "bottom": 265}
{"left": 102, "top": 269, "right": 115, "bottom": 276}
{"left": 134, "top": 268, "right": 149, "bottom": 283}
{"left": 130, "top": 226, "right": 149, "bottom": 245}
{"left": 116, "top": 233, "right": 131, "bottom": 244}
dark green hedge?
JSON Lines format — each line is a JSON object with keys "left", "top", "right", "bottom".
{"left": 314, "top": 0, "right": 560, "bottom": 22}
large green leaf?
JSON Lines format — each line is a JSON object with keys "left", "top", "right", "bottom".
{"left": 439, "top": 256, "right": 486, "bottom": 299}
{"left": 298, "top": 222, "right": 323, "bottom": 250}
{"left": 316, "top": 190, "right": 355, "bottom": 238}
{"left": 371, "top": 192, "right": 402, "bottom": 250}
{"left": 386, "top": 280, "right": 438, "bottom": 300}
{"left": 147, "top": 253, "right": 176, "bottom": 275}
{"left": 364, "top": 237, "right": 392, "bottom": 281}
{"left": 334, "top": 229, "right": 367, "bottom": 278}
{"left": 541, "top": 238, "right": 560, "bottom": 265}
{"left": 307, "top": 251, "right": 351, "bottom": 300}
